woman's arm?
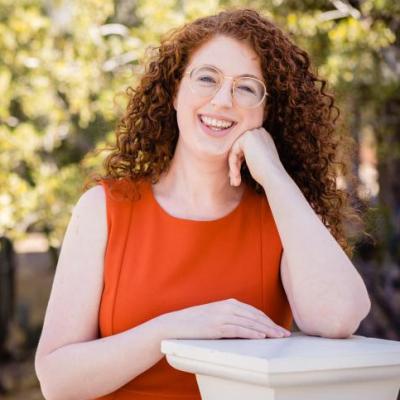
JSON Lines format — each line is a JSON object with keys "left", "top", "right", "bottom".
{"left": 261, "top": 166, "right": 371, "bottom": 339}
{"left": 35, "top": 183, "right": 292, "bottom": 400}
{"left": 34, "top": 186, "right": 167, "bottom": 400}
{"left": 36, "top": 318, "right": 167, "bottom": 400}
{"left": 228, "top": 127, "right": 371, "bottom": 339}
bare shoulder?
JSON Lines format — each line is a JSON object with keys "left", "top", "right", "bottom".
{"left": 35, "top": 185, "right": 108, "bottom": 360}
{"left": 73, "top": 184, "right": 106, "bottom": 217}
{"left": 66, "top": 185, "right": 107, "bottom": 248}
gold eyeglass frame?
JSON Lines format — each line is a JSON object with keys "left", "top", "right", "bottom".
{"left": 184, "top": 64, "right": 268, "bottom": 109}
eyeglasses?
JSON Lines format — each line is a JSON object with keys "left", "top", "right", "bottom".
{"left": 184, "top": 65, "right": 268, "bottom": 109}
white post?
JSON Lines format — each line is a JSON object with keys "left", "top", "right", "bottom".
{"left": 161, "top": 332, "right": 400, "bottom": 400}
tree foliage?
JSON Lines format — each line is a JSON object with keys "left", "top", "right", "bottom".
{"left": 1, "top": 0, "right": 398, "bottom": 259}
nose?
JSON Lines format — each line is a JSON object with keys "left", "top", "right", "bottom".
{"left": 210, "top": 78, "right": 233, "bottom": 109}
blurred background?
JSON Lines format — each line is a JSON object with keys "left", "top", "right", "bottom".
{"left": 0, "top": 0, "right": 399, "bottom": 398}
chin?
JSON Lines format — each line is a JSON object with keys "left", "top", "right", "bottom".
{"left": 184, "top": 137, "right": 231, "bottom": 160}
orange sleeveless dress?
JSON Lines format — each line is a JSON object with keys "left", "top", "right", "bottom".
{"left": 96, "top": 178, "right": 292, "bottom": 400}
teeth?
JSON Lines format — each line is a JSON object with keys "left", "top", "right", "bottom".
{"left": 200, "top": 115, "right": 234, "bottom": 129}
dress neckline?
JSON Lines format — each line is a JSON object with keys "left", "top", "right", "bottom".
{"left": 148, "top": 181, "right": 249, "bottom": 223}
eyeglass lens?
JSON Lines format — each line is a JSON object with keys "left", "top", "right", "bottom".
{"left": 189, "top": 66, "right": 265, "bottom": 108}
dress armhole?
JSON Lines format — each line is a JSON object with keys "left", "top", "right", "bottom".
{"left": 98, "top": 180, "right": 112, "bottom": 237}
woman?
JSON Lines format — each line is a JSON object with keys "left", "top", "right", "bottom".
{"left": 35, "top": 8, "right": 371, "bottom": 400}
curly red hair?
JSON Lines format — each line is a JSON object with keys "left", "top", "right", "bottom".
{"left": 87, "top": 8, "right": 363, "bottom": 256}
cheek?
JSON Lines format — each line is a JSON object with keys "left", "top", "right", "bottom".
{"left": 176, "top": 84, "right": 194, "bottom": 111}
{"left": 175, "top": 91, "right": 190, "bottom": 126}
{"left": 176, "top": 92, "right": 205, "bottom": 128}
{"left": 240, "top": 109, "right": 264, "bottom": 131}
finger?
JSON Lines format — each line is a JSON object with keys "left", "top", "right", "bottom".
{"left": 228, "top": 140, "right": 243, "bottom": 185}
{"left": 220, "top": 324, "right": 267, "bottom": 339}
{"left": 233, "top": 312, "right": 290, "bottom": 336}
{"left": 235, "top": 300, "right": 274, "bottom": 321}
{"left": 230, "top": 299, "right": 274, "bottom": 321}
{"left": 226, "top": 315, "right": 287, "bottom": 338}
{"left": 230, "top": 300, "right": 291, "bottom": 334}
{"left": 235, "top": 153, "right": 244, "bottom": 178}
{"left": 228, "top": 153, "right": 241, "bottom": 184}
{"left": 232, "top": 153, "right": 243, "bottom": 186}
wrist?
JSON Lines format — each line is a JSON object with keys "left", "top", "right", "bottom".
{"left": 149, "top": 311, "right": 177, "bottom": 341}
{"left": 260, "top": 163, "right": 290, "bottom": 191}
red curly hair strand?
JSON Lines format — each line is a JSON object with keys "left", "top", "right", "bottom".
{"left": 87, "top": 8, "right": 364, "bottom": 256}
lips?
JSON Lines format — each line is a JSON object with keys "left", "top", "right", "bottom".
{"left": 200, "top": 114, "right": 235, "bottom": 129}
{"left": 197, "top": 114, "right": 237, "bottom": 138}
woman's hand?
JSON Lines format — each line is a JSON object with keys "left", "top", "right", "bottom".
{"left": 228, "top": 127, "right": 285, "bottom": 187}
{"left": 157, "top": 298, "right": 291, "bottom": 340}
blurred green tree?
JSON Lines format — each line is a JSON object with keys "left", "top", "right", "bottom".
{"left": 0, "top": 0, "right": 218, "bottom": 255}
{"left": 0, "top": 0, "right": 399, "bottom": 338}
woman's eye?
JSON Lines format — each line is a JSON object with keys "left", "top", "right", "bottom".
{"left": 198, "top": 75, "right": 217, "bottom": 83}
{"left": 237, "top": 85, "right": 256, "bottom": 94}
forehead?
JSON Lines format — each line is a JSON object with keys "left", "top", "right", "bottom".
{"left": 186, "top": 35, "right": 262, "bottom": 79}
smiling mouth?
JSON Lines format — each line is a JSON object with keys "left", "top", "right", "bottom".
{"left": 199, "top": 114, "right": 237, "bottom": 131}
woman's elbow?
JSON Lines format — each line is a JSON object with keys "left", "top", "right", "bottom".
{"left": 298, "top": 303, "right": 370, "bottom": 339}
{"left": 35, "top": 357, "right": 52, "bottom": 399}
{"left": 322, "top": 304, "right": 371, "bottom": 339}
{"left": 35, "top": 355, "right": 64, "bottom": 400}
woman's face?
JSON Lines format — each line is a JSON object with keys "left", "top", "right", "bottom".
{"left": 173, "top": 35, "right": 265, "bottom": 159}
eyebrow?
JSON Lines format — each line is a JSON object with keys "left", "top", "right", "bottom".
{"left": 198, "top": 64, "right": 263, "bottom": 81}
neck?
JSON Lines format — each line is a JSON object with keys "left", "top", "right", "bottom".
{"left": 153, "top": 140, "right": 244, "bottom": 207}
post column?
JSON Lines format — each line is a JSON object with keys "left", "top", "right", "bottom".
{"left": 161, "top": 332, "right": 400, "bottom": 400}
